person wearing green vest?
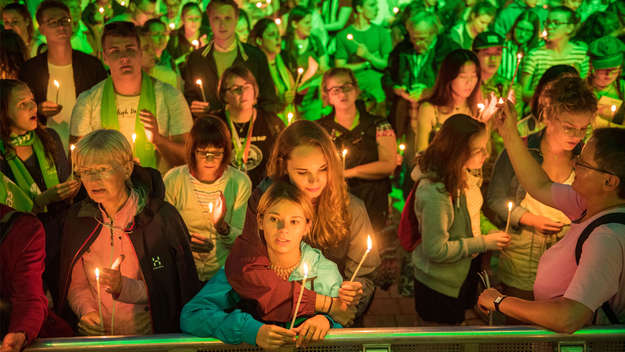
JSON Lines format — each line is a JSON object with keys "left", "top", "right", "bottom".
{"left": 586, "top": 36, "right": 625, "bottom": 127}
{"left": 69, "top": 21, "right": 192, "bottom": 174}
{"left": 0, "top": 78, "right": 79, "bottom": 306}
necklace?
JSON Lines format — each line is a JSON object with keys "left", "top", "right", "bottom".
{"left": 270, "top": 261, "right": 299, "bottom": 281}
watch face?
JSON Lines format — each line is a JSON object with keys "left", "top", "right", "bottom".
{"left": 495, "top": 296, "right": 503, "bottom": 303}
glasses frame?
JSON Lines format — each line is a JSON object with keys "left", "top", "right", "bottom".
{"left": 325, "top": 82, "right": 356, "bottom": 96}
{"left": 574, "top": 157, "right": 616, "bottom": 176}
{"left": 195, "top": 150, "right": 225, "bottom": 162}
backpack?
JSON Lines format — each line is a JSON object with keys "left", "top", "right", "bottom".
{"left": 0, "top": 211, "right": 22, "bottom": 337}
{"left": 397, "top": 180, "right": 422, "bottom": 252}
{"left": 575, "top": 212, "right": 625, "bottom": 325}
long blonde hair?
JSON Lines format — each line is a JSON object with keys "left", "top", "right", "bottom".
{"left": 266, "top": 120, "right": 351, "bottom": 248}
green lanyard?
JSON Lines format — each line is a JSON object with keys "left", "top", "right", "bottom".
{"left": 225, "top": 109, "right": 256, "bottom": 171}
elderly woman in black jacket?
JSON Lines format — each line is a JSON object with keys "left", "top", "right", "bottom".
{"left": 57, "top": 129, "right": 199, "bottom": 335}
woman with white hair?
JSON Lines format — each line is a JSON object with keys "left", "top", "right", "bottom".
{"left": 56, "top": 129, "right": 200, "bottom": 336}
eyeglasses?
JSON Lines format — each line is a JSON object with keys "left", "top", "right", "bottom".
{"left": 545, "top": 20, "right": 570, "bottom": 28}
{"left": 17, "top": 99, "right": 36, "bottom": 111}
{"left": 226, "top": 83, "right": 254, "bottom": 96}
{"left": 195, "top": 150, "right": 224, "bottom": 161}
{"left": 74, "top": 165, "right": 122, "bottom": 181}
{"left": 45, "top": 16, "right": 72, "bottom": 28}
{"left": 574, "top": 157, "right": 616, "bottom": 176}
{"left": 325, "top": 82, "right": 356, "bottom": 96}
{"left": 554, "top": 118, "right": 590, "bottom": 138}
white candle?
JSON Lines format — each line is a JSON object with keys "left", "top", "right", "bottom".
{"left": 290, "top": 263, "right": 308, "bottom": 329}
{"left": 95, "top": 268, "right": 104, "bottom": 332}
{"left": 295, "top": 67, "right": 304, "bottom": 87}
{"left": 510, "top": 53, "right": 523, "bottom": 84}
{"left": 342, "top": 148, "right": 348, "bottom": 170}
{"left": 504, "top": 201, "right": 513, "bottom": 234}
{"left": 350, "top": 235, "right": 372, "bottom": 281}
{"left": 69, "top": 144, "right": 76, "bottom": 180}
{"left": 195, "top": 79, "right": 207, "bottom": 102}
{"left": 53, "top": 80, "right": 60, "bottom": 104}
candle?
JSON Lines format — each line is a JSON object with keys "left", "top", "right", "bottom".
{"left": 98, "top": 7, "right": 104, "bottom": 14}
{"left": 287, "top": 112, "right": 294, "bottom": 125}
{"left": 504, "top": 201, "right": 513, "bottom": 234}
{"left": 541, "top": 29, "right": 547, "bottom": 39}
{"left": 498, "top": 97, "right": 505, "bottom": 105}
{"left": 290, "top": 263, "right": 308, "bottom": 329}
{"left": 346, "top": 33, "right": 354, "bottom": 41}
{"left": 341, "top": 148, "right": 348, "bottom": 170}
{"left": 256, "top": 2, "right": 262, "bottom": 8}
{"left": 195, "top": 79, "right": 207, "bottom": 102}
{"left": 393, "top": 7, "right": 399, "bottom": 14}
{"left": 95, "top": 268, "right": 104, "bottom": 332}
{"left": 208, "top": 201, "right": 214, "bottom": 218}
{"left": 168, "top": 22, "right": 175, "bottom": 30}
{"left": 611, "top": 105, "right": 617, "bottom": 115}
{"left": 120, "top": 1, "right": 126, "bottom": 6}
{"left": 69, "top": 144, "right": 76, "bottom": 180}
{"left": 350, "top": 235, "right": 372, "bottom": 281}
{"left": 266, "top": 0, "right": 271, "bottom": 4}
{"left": 131, "top": 133, "right": 137, "bottom": 157}
{"left": 53, "top": 80, "right": 60, "bottom": 104}
{"left": 274, "top": 18, "right": 281, "bottom": 25}
{"left": 510, "top": 53, "right": 523, "bottom": 84}
{"left": 477, "top": 103, "right": 485, "bottom": 113}
{"left": 398, "top": 143, "right": 406, "bottom": 156}
{"left": 191, "top": 39, "right": 199, "bottom": 50}
{"left": 295, "top": 67, "right": 304, "bottom": 86}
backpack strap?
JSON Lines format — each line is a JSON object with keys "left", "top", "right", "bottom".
{"left": 575, "top": 212, "right": 625, "bottom": 324}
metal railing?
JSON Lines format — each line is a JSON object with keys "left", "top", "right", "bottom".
{"left": 24, "top": 325, "right": 625, "bottom": 352}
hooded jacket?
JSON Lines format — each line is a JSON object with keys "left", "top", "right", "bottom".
{"left": 57, "top": 165, "right": 200, "bottom": 333}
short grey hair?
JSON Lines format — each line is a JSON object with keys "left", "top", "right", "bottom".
{"left": 73, "top": 129, "right": 133, "bottom": 171}
{"left": 406, "top": 10, "right": 442, "bottom": 35}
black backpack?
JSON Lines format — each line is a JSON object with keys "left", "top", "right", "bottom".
{"left": 575, "top": 212, "right": 625, "bottom": 324}
{"left": 0, "top": 211, "right": 22, "bottom": 338}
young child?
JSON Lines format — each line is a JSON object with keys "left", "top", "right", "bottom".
{"left": 181, "top": 181, "right": 342, "bottom": 349}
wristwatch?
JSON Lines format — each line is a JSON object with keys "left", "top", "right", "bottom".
{"left": 494, "top": 295, "right": 508, "bottom": 313}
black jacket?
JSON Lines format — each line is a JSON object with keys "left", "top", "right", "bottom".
{"left": 57, "top": 165, "right": 200, "bottom": 333}
{"left": 18, "top": 50, "right": 107, "bottom": 114}
{"left": 182, "top": 41, "right": 281, "bottom": 114}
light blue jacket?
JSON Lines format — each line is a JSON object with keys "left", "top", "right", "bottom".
{"left": 180, "top": 242, "right": 343, "bottom": 345}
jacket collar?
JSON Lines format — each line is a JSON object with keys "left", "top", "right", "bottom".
{"left": 201, "top": 38, "right": 249, "bottom": 61}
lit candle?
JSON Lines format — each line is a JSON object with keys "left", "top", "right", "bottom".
{"left": 477, "top": 103, "right": 485, "bottom": 113}
{"left": 287, "top": 112, "right": 294, "bottom": 125}
{"left": 611, "top": 105, "right": 617, "bottom": 115}
{"left": 350, "top": 235, "right": 372, "bottom": 281}
{"left": 98, "top": 7, "right": 104, "bottom": 15}
{"left": 266, "top": 0, "right": 271, "bottom": 4}
{"left": 168, "top": 22, "right": 175, "bottom": 30}
{"left": 398, "top": 143, "right": 405, "bottom": 157}
{"left": 342, "top": 148, "right": 348, "bottom": 170}
{"left": 256, "top": 2, "right": 262, "bottom": 8}
{"left": 53, "top": 79, "right": 60, "bottom": 104}
{"left": 510, "top": 53, "right": 523, "bottom": 84}
{"left": 120, "top": 1, "right": 126, "bottom": 6}
{"left": 295, "top": 67, "right": 304, "bottom": 86}
{"left": 131, "top": 133, "right": 137, "bottom": 156}
{"left": 290, "top": 263, "right": 308, "bottom": 329}
{"left": 346, "top": 33, "right": 354, "bottom": 41}
{"left": 393, "top": 7, "right": 399, "bottom": 14}
{"left": 208, "top": 201, "right": 214, "bottom": 218}
{"left": 69, "top": 144, "right": 76, "bottom": 180}
{"left": 195, "top": 79, "right": 207, "bottom": 102}
{"left": 504, "top": 201, "right": 513, "bottom": 234}
{"left": 191, "top": 39, "right": 199, "bottom": 50}
{"left": 541, "top": 29, "right": 547, "bottom": 39}
{"left": 95, "top": 268, "right": 104, "bottom": 332}
{"left": 498, "top": 97, "right": 505, "bottom": 105}
{"left": 274, "top": 18, "right": 281, "bottom": 25}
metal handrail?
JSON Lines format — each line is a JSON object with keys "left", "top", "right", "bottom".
{"left": 24, "top": 325, "right": 625, "bottom": 351}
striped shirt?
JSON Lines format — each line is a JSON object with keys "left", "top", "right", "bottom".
{"left": 522, "top": 42, "right": 589, "bottom": 91}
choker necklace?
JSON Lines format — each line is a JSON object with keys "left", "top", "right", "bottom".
{"left": 270, "top": 261, "right": 299, "bottom": 281}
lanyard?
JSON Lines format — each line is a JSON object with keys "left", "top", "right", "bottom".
{"left": 225, "top": 109, "right": 256, "bottom": 168}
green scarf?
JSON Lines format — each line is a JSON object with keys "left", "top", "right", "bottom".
{"left": 0, "top": 171, "right": 33, "bottom": 212}
{"left": 269, "top": 55, "right": 297, "bottom": 125}
{"left": 101, "top": 75, "right": 157, "bottom": 168}
{"left": 0, "top": 131, "right": 60, "bottom": 200}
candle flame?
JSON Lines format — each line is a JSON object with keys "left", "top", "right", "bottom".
{"left": 256, "top": 2, "right": 262, "bottom": 8}
{"left": 399, "top": 143, "right": 406, "bottom": 151}
{"left": 132, "top": 133, "right": 137, "bottom": 143}
{"left": 53, "top": 80, "right": 59, "bottom": 88}
{"left": 287, "top": 112, "right": 294, "bottom": 124}
{"left": 498, "top": 97, "right": 505, "bottom": 104}
{"left": 366, "top": 235, "right": 372, "bottom": 251}
{"left": 342, "top": 149, "right": 348, "bottom": 158}
{"left": 275, "top": 18, "right": 281, "bottom": 25}
{"left": 541, "top": 30, "right": 547, "bottom": 38}
{"left": 507, "top": 201, "right": 513, "bottom": 211}
{"left": 70, "top": 144, "right": 76, "bottom": 152}
{"left": 208, "top": 202, "right": 213, "bottom": 213}
{"left": 611, "top": 105, "right": 617, "bottom": 112}
{"left": 393, "top": 7, "right": 399, "bottom": 14}
{"left": 169, "top": 22, "right": 175, "bottom": 30}
{"left": 346, "top": 34, "right": 354, "bottom": 40}
{"left": 266, "top": 0, "right": 271, "bottom": 3}
{"left": 98, "top": 7, "right": 104, "bottom": 14}
{"left": 477, "top": 103, "right": 485, "bottom": 111}
{"left": 303, "top": 263, "right": 308, "bottom": 277}
{"left": 95, "top": 268, "right": 100, "bottom": 278}
{"left": 517, "top": 53, "right": 523, "bottom": 60}
{"left": 121, "top": 1, "right": 126, "bottom": 6}
{"left": 195, "top": 78, "right": 202, "bottom": 86}
{"left": 192, "top": 39, "right": 199, "bottom": 48}
{"left": 297, "top": 67, "right": 304, "bottom": 74}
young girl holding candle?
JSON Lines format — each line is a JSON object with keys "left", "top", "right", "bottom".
{"left": 410, "top": 114, "right": 510, "bottom": 325}
{"left": 166, "top": 2, "right": 209, "bottom": 69}
{"left": 486, "top": 76, "right": 596, "bottom": 306}
{"left": 164, "top": 116, "right": 251, "bottom": 283}
{"left": 225, "top": 120, "right": 380, "bottom": 326}
{"left": 181, "top": 181, "right": 342, "bottom": 349}
{"left": 415, "top": 49, "right": 481, "bottom": 152}
{"left": 499, "top": 10, "right": 540, "bottom": 85}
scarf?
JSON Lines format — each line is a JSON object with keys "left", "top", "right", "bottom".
{"left": 0, "top": 131, "right": 60, "bottom": 200}
{"left": 0, "top": 171, "right": 33, "bottom": 212}
{"left": 270, "top": 55, "right": 297, "bottom": 124}
{"left": 101, "top": 75, "right": 157, "bottom": 169}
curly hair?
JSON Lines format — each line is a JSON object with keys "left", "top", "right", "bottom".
{"left": 540, "top": 76, "right": 597, "bottom": 122}
{"left": 266, "top": 120, "right": 351, "bottom": 248}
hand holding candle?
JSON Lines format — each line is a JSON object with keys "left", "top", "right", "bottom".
{"left": 350, "top": 235, "right": 372, "bottom": 282}
{"left": 290, "top": 263, "right": 308, "bottom": 329}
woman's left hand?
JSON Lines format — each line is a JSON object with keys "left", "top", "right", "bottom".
{"left": 100, "top": 268, "right": 122, "bottom": 297}
{"left": 293, "top": 315, "right": 330, "bottom": 347}
{"left": 477, "top": 288, "right": 503, "bottom": 314}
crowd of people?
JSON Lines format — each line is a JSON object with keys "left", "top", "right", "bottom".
{"left": 0, "top": 0, "right": 625, "bottom": 351}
